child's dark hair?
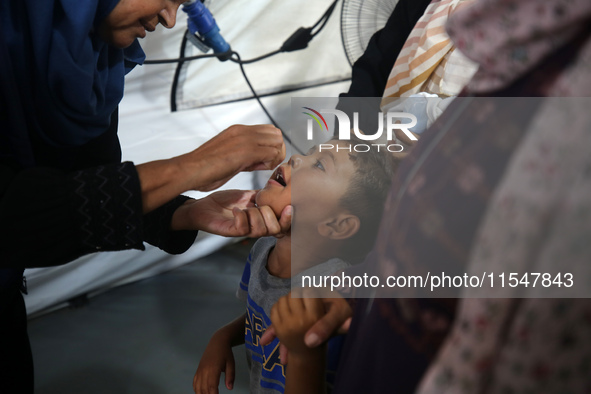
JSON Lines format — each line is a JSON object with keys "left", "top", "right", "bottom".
{"left": 336, "top": 136, "right": 399, "bottom": 263}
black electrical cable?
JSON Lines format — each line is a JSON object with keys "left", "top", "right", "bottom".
{"left": 231, "top": 53, "right": 277, "bottom": 129}
{"left": 143, "top": 44, "right": 284, "bottom": 66}
{"left": 232, "top": 52, "right": 303, "bottom": 154}
{"left": 142, "top": 0, "right": 340, "bottom": 154}
{"left": 143, "top": 53, "right": 220, "bottom": 64}
{"left": 231, "top": 49, "right": 281, "bottom": 65}
{"left": 147, "top": 45, "right": 304, "bottom": 153}
{"left": 311, "top": 0, "right": 338, "bottom": 35}
{"left": 144, "top": 0, "right": 339, "bottom": 66}
{"left": 169, "top": 30, "right": 188, "bottom": 112}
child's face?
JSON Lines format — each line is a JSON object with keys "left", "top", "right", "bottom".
{"left": 256, "top": 142, "right": 357, "bottom": 224}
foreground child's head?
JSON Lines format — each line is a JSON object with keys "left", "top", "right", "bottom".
{"left": 257, "top": 136, "right": 397, "bottom": 263}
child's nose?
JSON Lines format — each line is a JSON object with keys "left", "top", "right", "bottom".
{"left": 289, "top": 155, "right": 303, "bottom": 168}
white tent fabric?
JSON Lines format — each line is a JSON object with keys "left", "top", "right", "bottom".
{"left": 177, "top": 0, "right": 351, "bottom": 108}
{"left": 24, "top": 0, "right": 351, "bottom": 316}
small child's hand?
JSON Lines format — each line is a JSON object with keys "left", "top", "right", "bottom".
{"left": 193, "top": 331, "right": 235, "bottom": 394}
{"left": 270, "top": 289, "right": 326, "bottom": 356}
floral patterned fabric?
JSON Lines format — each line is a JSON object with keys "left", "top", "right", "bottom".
{"left": 447, "top": 0, "right": 591, "bottom": 94}
{"left": 416, "top": 0, "right": 591, "bottom": 392}
{"left": 418, "top": 98, "right": 591, "bottom": 393}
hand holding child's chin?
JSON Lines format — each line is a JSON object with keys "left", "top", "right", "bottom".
{"left": 272, "top": 205, "right": 292, "bottom": 238}
{"left": 171, "top": 189, "right": 291, "bottom": 237}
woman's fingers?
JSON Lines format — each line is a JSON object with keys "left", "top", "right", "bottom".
{"left": 233, "top": 204, "right": 289, "bottom": 237}
{"left": 184, "top": 124, "right": 285, "bottom": 192}
{"left": 231, "top": 207, "right": 250, "bottom": 235}
{"left": 231, "top": 125, "right": 285, "bottom": 171}
{"left": 258, "top": 205, "right": 282, "bottom": 236}
{"left": 242, "top": 146, "right": 285, "bottom": 172}
{"left": 243, "top": 207, "right": 267, "bottom": 237}
{"left": 304, "top": 297, "right": 352, "bottom": 348}
{"left": 278, "top": 205, "right": 292, "bottom": 235}
{"left": 338, "top": 317, "right": 352, "bottom": 334}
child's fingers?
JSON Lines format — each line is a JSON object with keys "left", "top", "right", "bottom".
{"left": 277, "top": 294, "right": 292, "bottom": 318}
{"left": 286, "top": 291, "right": 307, "bottom": 317}
{"left": 192, "top": 370, "right": 206, "bottom": 393}
{"left": 192, "top": 371, "right": 203, "bottom": 394}
{"left": 300, "top": 286, "right": 322, "bottom": 301}
{"left": 290, "top": 287, "right": 304, "bottom": 298}
{"left": 287, "top": 288, "right": 306, "bottom": 313}
{"left": 225, "top": 357, "right": 235, "bottom": 390}
{"left": 270, "top": 303, "right": 282, "bottom": 328}
{"left": 202, "top": 373, "right": 220, "bottom": 394}
{"left": 301, "top": 288, "right": 326, "bottom": 319}
{"left": 194, "top": 369, "right": 221, "bottom": 394}
{"left": 260, "top": 324, "right": 277, "bottom": 346}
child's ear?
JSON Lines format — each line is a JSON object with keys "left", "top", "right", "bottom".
{"left": 317, "top": 214, "right": 360, "bottom": 240}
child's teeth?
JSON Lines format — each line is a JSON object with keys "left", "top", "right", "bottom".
{"left": 275, "top": 172, "right": 285, "bottom": 186}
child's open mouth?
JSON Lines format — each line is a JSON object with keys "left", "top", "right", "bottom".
{"left": 269, "top": 166, "right": 287, "bottom": 187}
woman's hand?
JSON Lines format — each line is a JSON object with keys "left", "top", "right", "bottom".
{"left": 171, "top": 190, "right": 292, "bottom": 237}
{"left": 193, "top": 331, "right": 236, "bottom": 394}
{"left": 301, "top": 294, "right": 352, "bottom": 347}
{"left": 177, "top": 124, "right": 286, "bottom": 192}
{"left": 137, "top": 124, "right": 285, "bottom": 214}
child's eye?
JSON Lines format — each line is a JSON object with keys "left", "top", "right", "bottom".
{"left": 313, "top": 160, "right": 325, "bottom": 171}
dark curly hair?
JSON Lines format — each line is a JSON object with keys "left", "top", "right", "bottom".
{"left": 335, "top": 135, "right": 400, "bottom": 263}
